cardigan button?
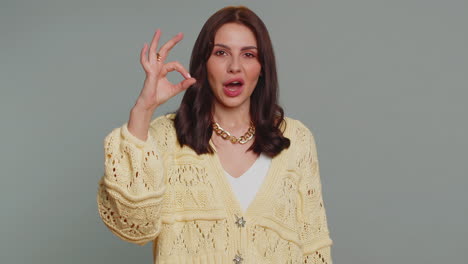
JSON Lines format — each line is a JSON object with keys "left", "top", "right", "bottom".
{"left": 233, "top": 253, "right": 243, "bottom": 263}
{"left": 234, "top": 215, "right": 246, "bottom": 228}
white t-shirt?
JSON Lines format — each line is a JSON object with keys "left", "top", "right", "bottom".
{"left": 224, "top": 153, "right": 272, "bottom": 211}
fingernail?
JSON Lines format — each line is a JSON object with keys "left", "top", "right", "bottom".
{"left": 187, "top": 73, "right": 191, "bottom": 78}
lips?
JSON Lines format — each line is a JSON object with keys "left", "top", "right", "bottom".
{"left": 223, "top": 78, "right": 245, "bottom": 97}
{"left": 223, "top": 78, "right": 245, "bottom": 86}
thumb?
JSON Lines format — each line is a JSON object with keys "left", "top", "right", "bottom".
{"left": 178, "top": 78, "right": 197, "bottom": 91}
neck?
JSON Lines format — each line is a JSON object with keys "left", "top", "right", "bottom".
{"left": 212, "top": 100, "right": 251, "bottom": 131}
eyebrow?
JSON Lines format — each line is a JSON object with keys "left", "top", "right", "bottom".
{"left": 214, "top": 43, "right": 258, "bottom": 51}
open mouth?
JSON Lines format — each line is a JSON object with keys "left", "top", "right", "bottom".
{"left": 223, "top": 78, "right": 245, "bottom": 97}
{"left": 225, "top": 81, "right": 243, "bottom": 90}
{"left": 223, "top": 78, "right": 245, "bottom": 90}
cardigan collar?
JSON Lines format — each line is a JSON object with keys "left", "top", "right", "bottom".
{"left": 207, "top": 118, "right": 292, "bottom": 220}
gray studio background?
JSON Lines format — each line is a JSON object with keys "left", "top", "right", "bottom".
{"left": 1, "top": 0, "right": 467, "bottom": 263}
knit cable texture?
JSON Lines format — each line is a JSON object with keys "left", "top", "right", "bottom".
{"left": 97, "top": 114, "right": 333, "bottom": 263}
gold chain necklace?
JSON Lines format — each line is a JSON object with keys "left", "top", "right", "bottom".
{"left": 212, "top": 121, "right": 255, "bottom": 144}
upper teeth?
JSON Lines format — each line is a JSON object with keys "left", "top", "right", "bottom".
{"left": 231, "top": 81, "right": 240, "bottom": 85}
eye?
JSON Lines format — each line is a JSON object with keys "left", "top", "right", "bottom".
{"left": 244, "top": 52, "right": 256, "bottom": 58}
{"left": 214, "top": 50, "right": 227, "bottom": 56}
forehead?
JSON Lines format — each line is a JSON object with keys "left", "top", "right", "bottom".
{"left": 214, "top": 23, "right": 257, "bottom": 47}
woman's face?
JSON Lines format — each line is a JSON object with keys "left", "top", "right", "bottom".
{"left": 206, "top": 22, "right": 261, "bottom": 110}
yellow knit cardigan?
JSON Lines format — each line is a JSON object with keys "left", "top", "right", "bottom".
{"left": 97, "top": 114, "right": 333, "bottom": 263}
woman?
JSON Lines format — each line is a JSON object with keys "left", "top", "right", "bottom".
{"left": 97, "top": 6, "right": 333, "bottom": 263}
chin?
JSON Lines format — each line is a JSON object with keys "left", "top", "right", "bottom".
{"left": 216, "top": 94, "right": 251, "bottom": 109}
{"left": 221, "top": 98, "right": 249, "bottom": 109}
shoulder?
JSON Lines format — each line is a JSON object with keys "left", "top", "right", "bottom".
{"left": 281, "top": 116, "right": 318, "bottom": 155}
{"left": 282, "top": 116, "right": 315, "bottom": 140}
{"left": 148, "top": 113, "right": 178, "bottom": 136}
{"left": 148, "top": 113, "right": 178, "bottom": 151}
{"left": 150, "top": 113, "right": 176, "bottom": 128}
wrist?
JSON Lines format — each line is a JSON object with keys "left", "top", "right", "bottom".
{"left": 133, "top": 98, "right": 158, "bottom": 112}
{"left": 131, "top": 104, "right": 154, "bottom": 120}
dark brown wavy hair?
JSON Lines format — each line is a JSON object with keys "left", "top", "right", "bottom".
{"left": 174, "top": 6, "right": 290, "bottom": 157}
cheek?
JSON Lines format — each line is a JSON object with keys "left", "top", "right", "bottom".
{"left": 246, "top": 62, "right": 262, "bottom": 80}
{"left": 206, "top": 62, "right": 218, "bottom": 86}
{"left": 207, "top": 60, "right": 224, "bottom": 80}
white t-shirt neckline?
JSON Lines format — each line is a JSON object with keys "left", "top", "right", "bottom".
{"left": 224, "top": 153, "right": 272, "bottom": 211}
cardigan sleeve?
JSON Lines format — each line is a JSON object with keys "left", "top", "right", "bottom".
{"left": 303, "top": 246, "right": 332, "bottom": 264}
{"left": 296, "top": 121, "right": 333, "bottom": 261}
{"left": 96, "top": 116, "right": 171, "bottom": 246}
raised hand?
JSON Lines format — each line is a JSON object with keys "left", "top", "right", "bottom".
{"left": 127, "top": 29, "right": 196, "bottom": 141}
{"left": 136, "top": 29, "right": 196, "bottom": 112}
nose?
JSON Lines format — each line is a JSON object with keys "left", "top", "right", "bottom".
{"left": 227, "top": 57, "right": 241, "bottom": 74}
